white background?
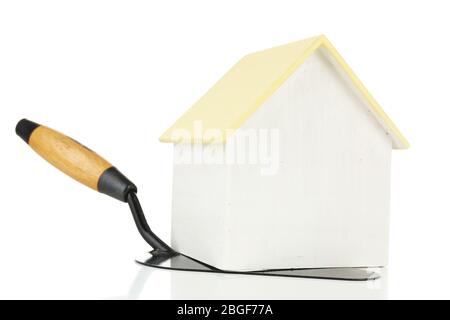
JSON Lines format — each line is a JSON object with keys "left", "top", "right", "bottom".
{"left": 0, "top": 0, "right": 448, "bottom": 299}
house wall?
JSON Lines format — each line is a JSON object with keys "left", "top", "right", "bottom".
{"left": 171, "top": 48, "right": 392, "bottom": 270}
{"left": 171, "top": 143, "right": 231, "bottom": 267}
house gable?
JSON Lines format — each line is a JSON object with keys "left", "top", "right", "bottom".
{"left": 160, "top": 35, "right": 408, "bottom": 149}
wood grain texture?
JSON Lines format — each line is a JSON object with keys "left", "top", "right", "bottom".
{"left": 29, "top": 126, "right": 112, "bottom": 190}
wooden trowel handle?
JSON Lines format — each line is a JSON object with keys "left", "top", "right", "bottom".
{"left": 16, "top": 119, "right": 136, "bottom": 202}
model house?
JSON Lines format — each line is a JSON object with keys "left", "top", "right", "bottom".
{"left": 160, "top": 35, "right": 408, "bottom": 271}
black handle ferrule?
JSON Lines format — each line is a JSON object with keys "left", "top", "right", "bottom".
{"left": 98, "top": 167, "right": 137, "bottom": 202}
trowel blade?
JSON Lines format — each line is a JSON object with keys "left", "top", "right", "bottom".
{"left": 136, "top": 252, "right": 380, "bottom": 281}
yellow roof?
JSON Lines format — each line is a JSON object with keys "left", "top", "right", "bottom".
{"left": 160, "top": 35, "right": 409, "bottom": 149}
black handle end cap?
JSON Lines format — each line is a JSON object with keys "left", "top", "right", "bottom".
{"left": 16, "top": 119, "right": 40, "bottom": 144}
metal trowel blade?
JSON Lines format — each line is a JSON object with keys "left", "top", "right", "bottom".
{"left": 136, "top": 252, "right": 380, "bottom": 281}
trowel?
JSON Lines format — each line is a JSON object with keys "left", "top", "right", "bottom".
{"left": 16, "top": 119, "right": 379, "bottom": 281}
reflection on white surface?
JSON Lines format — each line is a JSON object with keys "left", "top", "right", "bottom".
{"left": 126, "top": 266, "right": 387, "bottom": 300}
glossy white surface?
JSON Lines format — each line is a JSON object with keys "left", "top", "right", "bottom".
{"left": 1, "top": 0, "right": 450, "bottom": 299}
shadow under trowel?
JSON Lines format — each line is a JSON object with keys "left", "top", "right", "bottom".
{"left": 125, "top": 265, "right": 388, "bottom": 300}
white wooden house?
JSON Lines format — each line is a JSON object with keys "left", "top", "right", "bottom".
{"left": 160, "top": 35, "right": 408, "bottom": 271}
